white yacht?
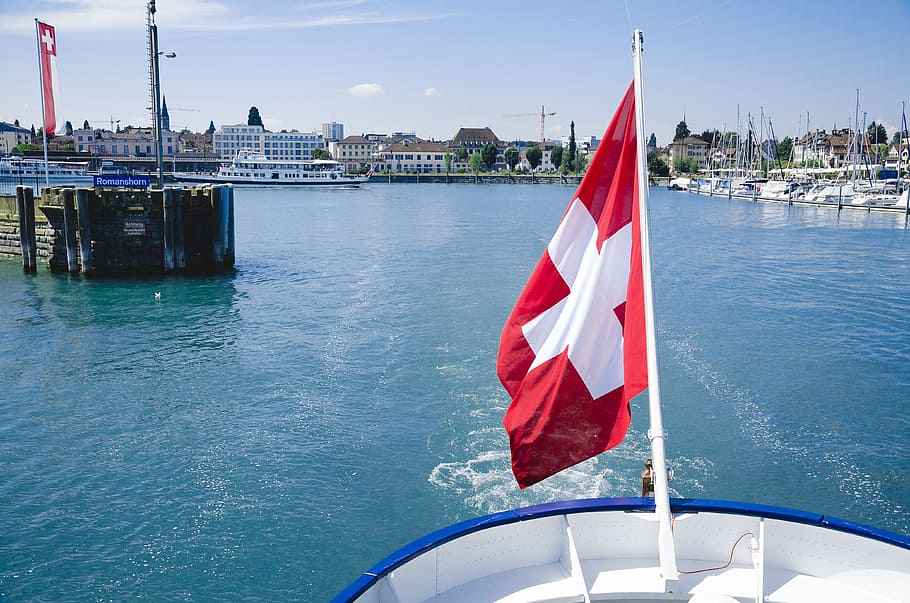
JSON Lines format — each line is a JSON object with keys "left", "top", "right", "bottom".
{"left": 175, "top": 150, "right": 368, "bottom": 187}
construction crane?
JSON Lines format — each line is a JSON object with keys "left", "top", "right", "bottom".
{"left": 504, "top": 105, "right": 556, "bottom": 144}
{"left": 87, "top": 117, "right": 121, "bottom": 131}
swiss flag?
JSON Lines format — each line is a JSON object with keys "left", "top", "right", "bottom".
{"left": 498, "top": 82, "right": 646, "bottom": 488}
{"left": 37, "top": 21, "right": 63, "bottom": 136}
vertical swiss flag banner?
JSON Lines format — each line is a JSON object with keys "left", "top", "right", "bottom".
{"left": 37, "top": 21, "right": 63, "bottom": 136}
{"left": 498, "top": 82, "right": 646, "bottom": 488}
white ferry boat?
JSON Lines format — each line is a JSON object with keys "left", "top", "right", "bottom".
{"left": 333, "top": 30, "right": 910, "bottom": 603}
{"left": 0, "top": 155, "right": 94, "bottom": 193}
{"left": 175, "top": 150, "right": 368, "bottom": 187}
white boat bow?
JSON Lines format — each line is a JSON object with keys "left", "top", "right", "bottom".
{"left": 334, "top": 497, "right": 910, "bottom": 603}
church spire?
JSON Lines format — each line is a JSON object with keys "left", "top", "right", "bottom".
{"left": 161, "top": 95, "right": 170, "bottom": 131}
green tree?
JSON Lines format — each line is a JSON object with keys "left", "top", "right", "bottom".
{"left": 551, "top": 145, "right": 563, "bottom": 171}
{"left": 207, "top": 121, "right": 216, "bottom": 134}
{"left": 867, "top": 121, "right": 888, "bottom": 145}
{"left": 648, "top": 151, "right": 669, "bottom": 177}
{"left": 567, "top": 121, "right": 576, "bottom": 173}
{"left": 673, "top": 156, "right": 698, "bottom": 174}
{"left": 699, "top": 129, "right": 720, "bottom": 147}
{"left": 647, "top": 133, "right": 657, "bottom": 149}
{"left": 574, "top": 153, "right": 587, "bottom": 174}
{"left": 526, "top": 145, "right": 542, "bottom": 171}
{"left": 444, "top": 153, "right": 452, "bottom": 173}
{"left": 468, "top": 152, "right": 482, "bottom": 175}
{"left": 674, "top": 120, "right": 690, "bottom": 140}
{"left": 776, "top": 136, "right": 793, "bottom": 162}
{"left": 247, "top": 106, "right": 263, "bottom": 127}
{"left": 312, "top": 148, "right": 331, "bottom": 159}
{"left": 480, "top": 143, "right": 498, "bottom": 171}
{"left": 64, "top": 120, "right": 73, "bottom": 136}
{"left": 82, "top": 119, "right": 89, "bottom": 130}
{"left": 504, "top": 146, "right": 519, "bottom": 172}
{"left": 455, "top": 147, "right": 469, "bottom": 162}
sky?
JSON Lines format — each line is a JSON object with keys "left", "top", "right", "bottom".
{"left": 1, "top": 0, "right": 909, "bottom": 146}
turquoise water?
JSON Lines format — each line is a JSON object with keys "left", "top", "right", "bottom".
{"left": 1, "top": 184, "right": 908, "bottom": 600}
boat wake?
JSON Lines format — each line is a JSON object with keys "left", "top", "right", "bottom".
{"left": 662, "top": 322, "right": 907, "bottom": 532}
{"left": 427, "top": 375, "right": 711, "bottom": 518}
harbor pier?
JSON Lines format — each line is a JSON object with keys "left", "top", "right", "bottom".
{"left": 0, "top": 184, "right": 235, "bottom": 275}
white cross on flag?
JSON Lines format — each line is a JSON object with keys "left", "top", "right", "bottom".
{"left": 498, "top": 82, "right": 647, "bottom": 488}
{"left": 37, "top": 21, "right": 63, "bottom": 136}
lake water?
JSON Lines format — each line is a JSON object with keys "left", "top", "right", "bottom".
{"left": 1, "top": 184, "right": 908, "bottom": 601}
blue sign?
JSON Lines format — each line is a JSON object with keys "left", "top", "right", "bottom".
{"left": 94, "top": 175, "right": 150, "bottom": 188}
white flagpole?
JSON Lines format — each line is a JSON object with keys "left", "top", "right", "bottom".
{"left": 34, "top": 18, "right": 50, "bottom": 189}
{"left": 632, "top": 29, "right": 679, "bottom": 586}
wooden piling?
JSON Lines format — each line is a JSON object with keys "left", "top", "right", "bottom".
{"left": 16, "top": 186, "right": 29, "bottom": 272}
{"left": 16, "top": 186, "right": 37, "bottom": 273}
{"left": 173, "top": 188, "right": 186, "bottom": 269}
{"left": 62, "top": 188, "right": 79, "bottom": 274}
{"left": 211, "top": 185, "right": 225, "bottom": 264}
{"left": 76, "top": 188, "right": 93, "bottom": 275}
{"left": 162, "top": 188, "right": 176, "bottom": 271}
{"left": 224, "top": 185, "right": 235, "bottom": 267}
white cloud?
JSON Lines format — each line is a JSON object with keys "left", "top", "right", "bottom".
{"left": 349, "top": 83, "right": 384, "bottom": 98}
{"left": 424, "top": 87, "right": 439, "bottom": 97}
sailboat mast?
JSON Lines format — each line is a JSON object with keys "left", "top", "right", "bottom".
{"left": 632, "top": 29, "right": 678, "bottom": 587}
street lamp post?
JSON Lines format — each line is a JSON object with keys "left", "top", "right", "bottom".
{"left": 147, "top": 1, "right": 175, "bottom": 188}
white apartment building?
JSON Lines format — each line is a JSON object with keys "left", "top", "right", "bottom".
{"left": 213, "top": 124, "right": 325, "bottom": 160}
{"left": 0, "top": 122, "right": 31, "bottom": 154}
{"left": 322, "top": 122, "right": 344, "bottom": 142}
{"left": 381, "top": 140, "right": 450, "bottom": 173}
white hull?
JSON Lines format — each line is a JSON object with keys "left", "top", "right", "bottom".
{"left": 175, "top": 173, "right": 367, "bottom": 187}
{"left": 335, "top": 498, "right": 910, "bottom": 603}
{"left": 176, "top": 150, "right": 369, "bottom": 188}
{"left": 1, "top": 157, "right": 94, "bottom": 193}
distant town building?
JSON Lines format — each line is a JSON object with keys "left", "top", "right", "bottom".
{"left": 884, "top": 140, "right": 909, "bottom": 174}
{"left": 73, "top": 126, "right": 177, "bottom": 157}
{"left": 559, "top": 134, "right": 600, "bottom": 155}
{"left": 0, "top": 121, "right": 31, "bottom": 154}
{"left": 179, "top": 130, "right": 213, "bottom": 153}
{"left": 450, "top": 127, "right": 503, "bottom": 150}
{"left": 380, "top": 139, "right": 450, "bottom": 173}
{"left": 449, "top": 127, "right": 506, "bottom": 170}
{"left": 517, "top": 140, "right": 560, "bottom": 172}
{"left": 330, "top": 135, "right": 377, "bottom": 171}
{"left": 213, "top": 124, "right": 325, "bottom": 160}
{"left": 668, "top": 136, "right": 709, "bottom": 171}
{"left": 322, "top": 122, "right": 344, "bottom": 142}
{"left": 793, "top": 129, "right": 854, "bottom": 168}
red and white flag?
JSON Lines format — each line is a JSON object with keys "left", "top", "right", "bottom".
{"left": 36, "top": 20, "right": 63, "bottom": 136}
{"left": 498, "top": 82, "right": 647, "bottom": 488}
